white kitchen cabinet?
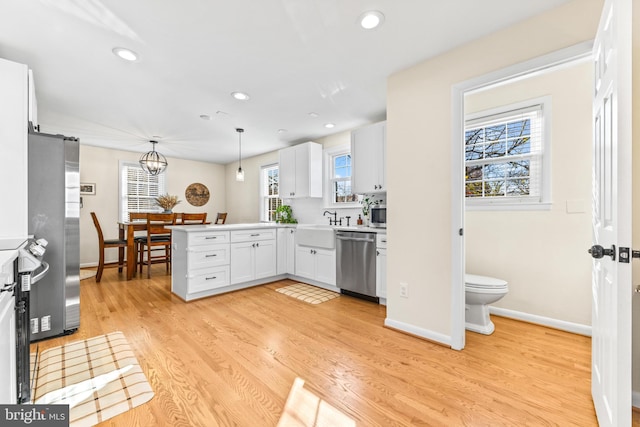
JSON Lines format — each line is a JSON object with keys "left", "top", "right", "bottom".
{"left": 351, "top": 121, "right": 386, "bottom": 194}
{"left": 230, "top": 230, "right": 276, "bottom": 284}
{"left": 376, "top": 234, "right": 387, "bottom": 300}
{"left": 295, "top": 246, "right": 336, "bottom": 286}
{"left": 279, "top": 141, "right": 323, "bottom": 198}
{"left": 0, "top": 58, "right": 29, "bottom": 237}
{"left": 171, "top": 230, "right": 231, "bottom": 301}
{"left": 277, "top": 227, "right": 296, "bottom": 275}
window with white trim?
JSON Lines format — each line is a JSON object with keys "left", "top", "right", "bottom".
{"left": 327, "top": 148, "right": 357, "bottom": 206}
{"left": 261, "top": 164, "right": 282, "bottom": 222}
{"left": 465, "top": 98, "right": 550, "bottom": 209}
{"left": 119, "top": 161, "right": 166, "bottom": 221}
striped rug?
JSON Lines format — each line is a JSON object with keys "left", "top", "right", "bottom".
{"left": 276, "top": 283, "right": 339, "bottom": 305}
{"left": 32, "top": 331, "right": 154, "bottom": 427}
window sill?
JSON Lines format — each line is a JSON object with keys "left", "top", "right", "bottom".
{"left": 465, "top": 201, "right": 552, "bottom": 211}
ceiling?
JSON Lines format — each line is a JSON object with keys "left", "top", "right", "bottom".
{"left": 0, "top": 0, "right": 571, "bottom": 164}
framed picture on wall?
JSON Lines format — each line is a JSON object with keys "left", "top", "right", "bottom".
{"left": 80, "top": 183, "right": 96, "bottom": 195}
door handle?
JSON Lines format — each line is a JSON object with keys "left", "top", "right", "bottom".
{"left": 588, "top": 244, "right": 616, "bottom": 261}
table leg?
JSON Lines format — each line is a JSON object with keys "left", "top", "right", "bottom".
{"left": 126, "top": 225, "right": 136, "bottom": 280}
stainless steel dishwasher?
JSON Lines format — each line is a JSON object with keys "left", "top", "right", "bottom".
{"left": 336, "top": 231, "right": 378, "bottom": 302}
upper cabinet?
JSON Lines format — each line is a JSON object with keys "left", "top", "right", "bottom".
{"left": 279, "top": 141, "right": 322, "bottom": 198}
{"left": 351, "top": 121, "right": 386, "bottom": 194}
{"left": 28, "top": 70, "right": 38, "bottom": 131}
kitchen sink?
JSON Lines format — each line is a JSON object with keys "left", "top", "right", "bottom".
{"left": 296, "top": 225, "right": 335, "bottom": 249}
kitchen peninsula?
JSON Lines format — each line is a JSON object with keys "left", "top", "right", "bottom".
{"left": 169, "top": 223, "right": 386, "bottom": 302}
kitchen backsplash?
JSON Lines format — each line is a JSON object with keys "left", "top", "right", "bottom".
{"left": 286, "top": 193, "right": 385, "bottom": 226}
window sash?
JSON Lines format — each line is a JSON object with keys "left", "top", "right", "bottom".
{"left": 464, "top": 106, "right": 543, "bottom": 203}
{"left": 120, "top": 161, "right": 166, "bottom": 221}
{"left": 262, "top": 164, "right": 282, "bottom": 222}
{"left": 329, "top": 152, "right": 357, "bottom": 205}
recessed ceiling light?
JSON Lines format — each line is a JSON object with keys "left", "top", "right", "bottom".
{"left": 324, "top": 123, "right": 335, "bottom": 129}
{"left": 359, "top": 10, "right": 385, "bottom": 30}
{"left": 308, "top": 112, "right": 319, "bottom": 118}
{"left": 277, "top": 129, "right": 288, "bottom": 133}
{"left": 231, "top": 91, "right": 250, "bottom": 101}
{"left": 112, "top": 47, "right": 138, "bottom": 61}
{"left": 200, "top": 114, "right": 212, "bottom": 120}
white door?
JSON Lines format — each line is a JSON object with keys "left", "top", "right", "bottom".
{"left": 590, "top": 0, "right": 632, "bottom": 425}
{"left": 254, "top": 240, "right": 277, "bottom": 280}
{"left": 230, "top": 242, "right": 254, "bottom": 284}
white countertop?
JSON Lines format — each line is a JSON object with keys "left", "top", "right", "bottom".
{"left": 169, "top": 223, "right": 386, "bottom": 234}
{"left": 0, "top": 237, "right": 28, "bottom": 283}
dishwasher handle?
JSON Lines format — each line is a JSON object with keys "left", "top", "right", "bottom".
{"left": 336, "top": 234, "right": 375, "bottom": 243}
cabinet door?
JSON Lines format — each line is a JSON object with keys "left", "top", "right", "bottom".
{"left": 254, "top": 240, "right": 276, "bottom": 280}
{"left": 230, "top": 242, "right": 254, "bottom": 284}
{"left": 295, "top": 246, "right": 315, "bottom": 280}
{"left": 279, "top": 146, "right": 296, "bottom": 197}
{"left": 314, "top": 248, "right": 336, "bottom": 286}
{"left": 352, "top": 121, "right": 386, "bottom": 194}
{"left": 286, "top": 229, "right": 296, "bottom": 274}
{"left": 276, "top": 228, "right": 287, "bottom": 275}
{"left": 376, "top": 247, "right": 387, "bottom": 298}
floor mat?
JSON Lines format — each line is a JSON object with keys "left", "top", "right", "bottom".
{"left": 79, "top": 269, "right": 97, "bottom": 280}
{"left": 276, "top": 283, "right": 339, "bottom": 305}
{"left": 32, "top": 331, "right": 154, "bottom": 427}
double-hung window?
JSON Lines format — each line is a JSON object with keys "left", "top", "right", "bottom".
{"left": 261, "top": 164, "right": 282, "bottom": 222}
{"left": 464, "top": 97, "right": 550, "bottom": 210}
{"left": 325, "top": 146, "right": 358, "bottom": 207}
{"left": 119, "top": 161, "right": 166, "bottom": 221}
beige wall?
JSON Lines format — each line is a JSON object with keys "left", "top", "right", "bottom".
{"left": 80, "top": 144, "right": 226, "bottom": 266}
{"left": 465, "top": 62, "right": 592, "bottom": 326}
{"left": 386, "top": 0, "right": 602, "bottom": 340}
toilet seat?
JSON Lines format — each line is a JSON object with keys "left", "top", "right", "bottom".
{"left": 465, "top": 274, "right": 508, "bottom": 290}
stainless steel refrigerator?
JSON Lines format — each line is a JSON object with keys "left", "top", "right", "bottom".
{"left": 28, "top": 131, "right": 80, "bottom": 341}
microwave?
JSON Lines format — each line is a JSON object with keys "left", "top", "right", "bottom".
{"left": 370, "top": 205, "right": 387, "bottom": 228}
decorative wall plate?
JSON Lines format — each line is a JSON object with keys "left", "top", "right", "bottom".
{"left": 185, "top": 183, "right": 210, "bottom": 206}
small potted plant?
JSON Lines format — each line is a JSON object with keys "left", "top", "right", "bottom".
{"left": 359, "top": 194, "right": 379, "bottom": 225}
{"left": 155, "top": 194, "right": 181, "bottom": 213}
{"left": 275, "top": 205, "right": 297, "bottom": 224}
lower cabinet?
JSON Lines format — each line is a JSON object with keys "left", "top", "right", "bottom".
{"left": 230, "top": 231, "right": 276, "bottom": 285}
{"left": 277, "top": 228, "right": 296, "bottom": 275}
{"left": 172, "top": 230, "right": 231, "bottom": 301}
{"left": 295, "top": 246, "right": 336, "bottom": 286}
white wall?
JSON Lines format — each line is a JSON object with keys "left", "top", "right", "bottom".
{"left": 386, "top": 0, "right": 602, "bottom": 343}
{"left": 632, "top": 2, "right": 640, "bottom": 399}
{"left": 79, "top": 144, "right": 226, "bottom": 266}
{"left": 465, "top": 61, "right": 592, "bottom": 326}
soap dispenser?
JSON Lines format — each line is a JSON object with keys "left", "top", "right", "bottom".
{"left": 357, "top": 214, "right": 363, "bottom": 226}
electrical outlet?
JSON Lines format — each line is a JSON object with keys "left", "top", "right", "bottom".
{"left": 30, "top": 318, "right": 39, "bottom": 334}
{"left": 400, "top": 282, "right": 408, "bottom": 298}
{"left": 41, "top": 315, "right": 51, "bottom": 332}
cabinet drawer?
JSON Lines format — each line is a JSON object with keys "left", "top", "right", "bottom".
{"left": 187, "top": 244, "right": 230, "bottom": 269}
{"left": 376, "top": 234, "right": 387, "bottom": 248}
{"left": 186, "top": 265, "right": 230, "bottom": 293}
{"left": 231, "top": 229, "right": 276, "bottom": 243}
{"left": 188, "top": 231, "right": 229, "bottom": 246}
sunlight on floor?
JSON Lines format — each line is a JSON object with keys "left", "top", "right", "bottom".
{"left": 278, "top": 377, "right": 356, "bottom": 427}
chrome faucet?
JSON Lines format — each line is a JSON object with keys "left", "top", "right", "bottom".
{"left": 323, "top": 210, "right": 339, "bottom": 225}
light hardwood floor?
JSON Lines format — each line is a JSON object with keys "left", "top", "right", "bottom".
{"left": 30, "top": 266, "right": 628, "bottom": 426}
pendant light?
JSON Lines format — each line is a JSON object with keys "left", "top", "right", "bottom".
{"left": 139, "top": 140, "right": 168, "bottom": 175}
{"left": 235, "top": 128, "right": 245, "bottom": 182}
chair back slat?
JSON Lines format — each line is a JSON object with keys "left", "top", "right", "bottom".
{"left": 215, "top": 212, "right": 227, "bottom": 224}
{"left": 180, "top": 212, "right": 207, "bottom": 224}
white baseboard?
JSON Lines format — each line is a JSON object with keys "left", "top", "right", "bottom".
{"left": 384, "top": 318, "right": 452, "bottom": 347}
{"left": 80, "top": 262, "right": 98, "bottom": 268}
{"left": 489, "top": 306, "right": 591, "bottom": 337}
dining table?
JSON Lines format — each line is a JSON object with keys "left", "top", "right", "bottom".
{"left": 118, "top": 220, "right": 148, "bottom": 280}
{"left": 118, "top": 214, "right": 210, "bottom": 280}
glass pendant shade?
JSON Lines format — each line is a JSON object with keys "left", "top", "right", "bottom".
{"left": 236, "top": 128, "right": 244, "bottom": 182}
{"left": 139, "top": 140, "right": 168, "bottom": 175}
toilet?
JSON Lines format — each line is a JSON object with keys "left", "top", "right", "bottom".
{"left": 465, "top": 274, "right": 509, "bottom": 335}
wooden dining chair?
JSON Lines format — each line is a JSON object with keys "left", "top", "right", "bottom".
{"left": 138, "top": 212, "right": 176, "bottom": 278}
{"left": 180, "top": 212, "right": 207, "bottom": 224}
{"left": 129, "top": 212, "right": 148, "bottom": 222}
{"left": 90, "top": 212, "right": 127, "bottom": 282}
{"left": 215, "top": 212, "right": 227, "bottom": 224}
